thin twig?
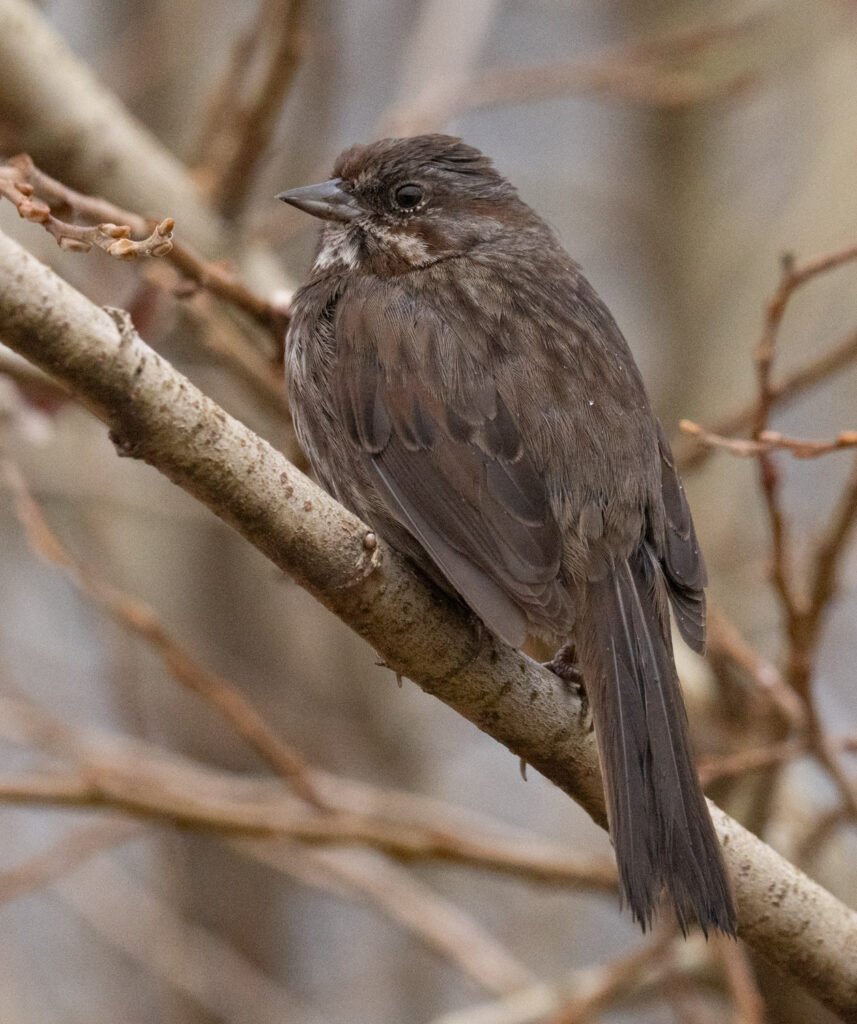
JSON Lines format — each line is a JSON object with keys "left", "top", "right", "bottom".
{"left": 753, "top": 245, "right": 857, "bottom": 435}
{"left": 679, "top": 420, "right": 857, "bottom": 460}
{"left": 194, "top": 0, "right": 306, "bottom": 219}
{"left": 675, "top": 326, "right": 857, "bottom": 473}
{"left": 0, "top": 154, "right": 289, "bottom": 341}
{"left": 0, "top": 449, "right": 325, "bottom": 809}
{"left": 0, "top": 696, "right": 618, "bottom": 892}
{"left": 234, "top": 840, "right": 536, "bottom": 994}
{"left": 0, "top": 156, "right": 174, "bottom": 258}
{"left": 0, "top": 818, "right": 145, "bottom": 905}
{"left": 745, "top": 247, "right": 857, "bottom": 824}
{"left": 545, "top": 928, "right": 678, "bottom": 1024}
{"left": 806, "top": 452, "right": 857, "bottom": 636}
{"left": 382, "top": 11, "right": 761, "bottom": 134}
{"left": 750, "top": 251, "right": 857, "bottom": 645}
{"left": 716, "top": 938, "right": 766, "bottom": 1024}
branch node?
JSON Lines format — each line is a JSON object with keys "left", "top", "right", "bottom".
{"left": 103, "top": 306, "right": 136, "bottom": 345}
{"left": 108, "top": 429, "right": 143, "bottom": 460}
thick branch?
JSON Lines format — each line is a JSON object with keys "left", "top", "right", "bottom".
{"left": 0, "top": 228, "right": 856, "bottom": 1019}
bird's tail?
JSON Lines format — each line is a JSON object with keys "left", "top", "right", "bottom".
{"left": 577, "top": 547, "right": 737, "bottom": 935}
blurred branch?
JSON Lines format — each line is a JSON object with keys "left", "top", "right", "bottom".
{"left": 378, "top": 0, "right": 501, "bottom": 137}
{"left": 0, "top": 818, "right": 144, "bottom": 905}
{"left": 194, "top": 0, "right": 306, "bottom": 219}
{"left": 381, "top": 10, "right": 761, "bottom": 135}
{"left": 699, "top": 739, "right": 804, "bottom": 787}
{"left": 1, "top": 229, "right": 856, "bottom": 1017}
{"left": 700, "top": 727, "right": 856, "bottom": 791}
{"left": 796, "top": 807, "right": 850, "bottom": 866}
{"left": 429, "top": 932, "right": 714, "bottom": 1024}
{"left": 705, "top": 603, "right": 806, "bottom": 730}
{"left": 675, "top": 326, "right": 857, "bottom": 473}
{"left": 716, "top": 938, "right": 766, "bottom": 1024}
{"left": 745, "top": 249, "right": 857, "bottom": 824}
{"left": 679, "top": 420, "right": 857, "bottom": 460}
{"left": 0, "top": 0, "right": 296, "bottom": 382}
{"left": 0, "top": 347, "right": 69, "bottom": 405}
{"left": 235, "top": 841, "right": 536, "bottom": 994}
{"left": 0, "top": 447, "right": 324, "bottom": 808}
{"left": 0, "top": 0, "right": 222, "bottom": 253}
{"left": 57, "top": 856, "right": 329, "bottom": 1024}
{"left": 0, "top": 695, "right": 617, "bottom": 892}
{"left": 545, "top": 927, "right": 677, "bottom": 1024}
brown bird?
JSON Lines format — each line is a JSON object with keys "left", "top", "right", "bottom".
{"left": 278, "top": 134, "right": 736, "bottom": 936}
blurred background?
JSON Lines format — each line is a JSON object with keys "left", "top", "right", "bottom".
{"left": 0, "top": 0, "right": 856, "bottom": 1021}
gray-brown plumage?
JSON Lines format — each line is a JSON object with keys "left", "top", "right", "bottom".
{"left": 279, "top": 135, "right": 736, "bottom": 936}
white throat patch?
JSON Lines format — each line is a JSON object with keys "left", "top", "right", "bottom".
{"left": 314, "top": 226, "right": 359, "bottom": 271}
{"left": 313, "top": 221, "right": 434, "bottom": 273}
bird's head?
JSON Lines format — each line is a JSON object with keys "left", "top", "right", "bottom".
{"left": 277, "top": 135, "right": 529, "bottom": 277}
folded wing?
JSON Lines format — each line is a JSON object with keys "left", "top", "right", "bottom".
{"left": 334, "top": 285, "right": 573, "bottom": 646}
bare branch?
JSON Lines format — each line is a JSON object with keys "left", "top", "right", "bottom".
{"left": 726, "top": 246, "right": 857, "bottom": 826}
{"left": 0, "top": 819, "right": 144, "bottom": 905}
{"left": 235, "top": 841, "right": 536, "bottom": 994}
{"left": 545, "top": 928, "right": 677, "bottom": 1024}
{"left": 0, "top": 0, "right": 222, "bottom": 253}
{"left": 674, "top": 326, "right": 857, "bottom": 473}
{"left": 194, "top": 0, "right": 306, "bottom": 219}
{"left": 0, "top": 449, "right": 324, "bottom": 808}
{"left": 0, "top": 156, "right": 174, "bottom": 258}
{"left": 0, "top": 155, "right": 289, "bottom": 339}
{"left": 679, "top": 420, "right": 857, "bottom": 460}
{"left": 0, "top": 694, "right": 615, "bottom": 891}
{"left": 382, "top": 11, "right": 761, "bottom": 135}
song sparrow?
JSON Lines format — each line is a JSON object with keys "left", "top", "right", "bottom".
{"left": 278, "top": 134, "right": 736, "bottom": 936}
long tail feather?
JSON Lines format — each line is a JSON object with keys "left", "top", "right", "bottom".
{"left": 577, "top": 548, "right": 737, "bottom": 935}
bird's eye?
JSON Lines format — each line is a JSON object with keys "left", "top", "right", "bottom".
{"left": 393, "top": 183, "right": 424, "bottom": 210}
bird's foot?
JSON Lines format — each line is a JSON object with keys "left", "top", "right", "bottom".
{"left": 544, "top": 643, "right": 591, "bottom": 730}
{"left": 333, "top": 531, "right": 382, "bottom": 591}
{"left": 544, "top": 642, "right": 583, "bottom": 692}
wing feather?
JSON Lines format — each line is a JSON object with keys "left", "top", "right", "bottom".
{"left": 334, "top": 285, "right": 573, "bottom": 644}
{"left": 656, "top": 423, "right": 707, "bottom": 653}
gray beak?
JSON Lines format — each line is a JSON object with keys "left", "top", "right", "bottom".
{"left": 276, "top": 178, "right": 362, "bottom": 222}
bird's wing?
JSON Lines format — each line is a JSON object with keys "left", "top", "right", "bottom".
{"left": 333, "top": 283, "right": 572, "bottom": 647}
{"left": 655, "top": 423, "right": 707, "bottom": 653}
